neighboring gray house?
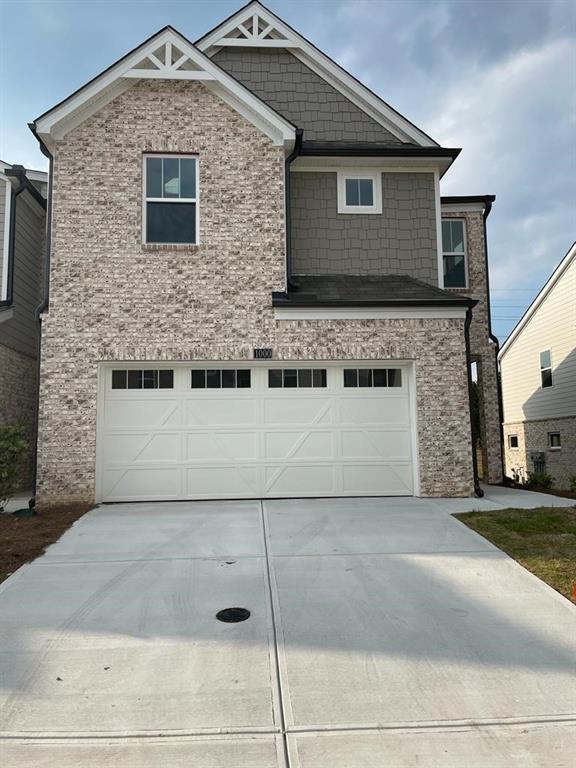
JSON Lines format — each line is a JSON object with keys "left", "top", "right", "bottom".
{"left": 499, "top": 242, "right": 575, "bottom": 490}
{"left": 0, "top": 161, "right": 48, "bottom": 486}
{"left": 29, "top": 1, "right": 502, "bottom": 506}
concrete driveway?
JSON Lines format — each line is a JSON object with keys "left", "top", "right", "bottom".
{"left": 1, "top": 491, "right": 575, "bottom": 766}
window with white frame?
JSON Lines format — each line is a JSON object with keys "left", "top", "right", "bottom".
{"left": 442, "top": 219, "right": 467, "bottom": 288}
{"left": 548, "top": 432, "right": 561, "bottom": 449}
{"left": 539, "top": 349, "right": 553, "bottom": 388}
{"left": 144, "top": 155, "right": 197, "bottom": 244}
{"left": 508, "top": 434, "right": 519, "bottom": 449}
{"left": 337, "top": 171, "right": 382, "bottom": 214}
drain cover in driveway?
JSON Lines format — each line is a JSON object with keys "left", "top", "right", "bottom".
{"left": 216, "top": 607, "right": 251, "bottom": 623}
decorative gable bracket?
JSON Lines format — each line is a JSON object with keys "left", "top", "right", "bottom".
{"left": 216, "top": 11, "right": 297, "bottom": 47}
{"left": 123, "top": 41, "right": 217, "bottom": 80}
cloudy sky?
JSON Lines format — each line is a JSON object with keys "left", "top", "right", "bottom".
{"left": 1, "top": 0, "right": 574, "bottom": 340}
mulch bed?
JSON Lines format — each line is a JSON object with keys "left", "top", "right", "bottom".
{"left": 0, "top": 503, "right": 94, "bottom": 583}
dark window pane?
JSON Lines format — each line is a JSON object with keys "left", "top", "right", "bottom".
{"left": 387, "top": 369, "right": 402, "bottom": 387}
{"left": 222, "top": 369, "right": 236, "bottom": 388}
{"left": 206, "top": 369, "right": 221, "bottom": 388}
{"left": 159, "top": 370, "right": 174, "bottom": 389}
{"left": 540, "top": 350, "right": 551, "bottom": 369}
{"left": 237, "top": 370, "right": 251, "bottom": 388}
{"left": 146, "top": 202, "right": 196, "bottom": 244}
{"left": 163, "top": 158, "right": 179, "bottom": 198}
{"left": 373, "top": 369, "right": 387, "bottom": 387}
{"left": 313, "top": 368, "right": 327, "bottom": 387}
{"left": 298, "top": 369, "right": 312, "bottom": 388}
{"left": 191, "top": 370, "right": 206, "bottom": 388}
{"left": 180, "top": 158, "right": 196, "bottom": 198}
{"left": 128, "top": 370, "right": 142, "bottom": 389}
{"left": 541, "top": 368, "right": 552, "bottom": 388}
{"left": 443, "top": 255, "right": 466, "bottom": 288}
{"left": 345, "top": 178, "right": 359, "bottom": 206}
{"left": 450, "top": 221, "right": 464, "bottom": 253}
{"left": 359, "top": 179, "right": 374, "bottom": 206}
{"left": 442, "top": 220, "right": 452, "bottom": 252}
{"left": 143, "top": 369, "right": 158, "bottom": 389}
{"left": 146, "top": 158, "right": 162, "bottom": 198}
{"left": 358, "top": 369, "right": 372, "bottom": 387}
{"left": 112, "top": 370, "right": 127, "bottom": 389}
{"left": 283, "top": 369, "right": 298, "bottom": 388}
{"left": 509, "top": 435, "right": 518, "bottom": 448}
{"left": 549, "top": 433, "right": 561, "bottom": 447}
{"left": 344, "top": 369, "right": 357, "bottom": 387}
{"left": 268, "top": 369, "right": 282, "bottom": 388}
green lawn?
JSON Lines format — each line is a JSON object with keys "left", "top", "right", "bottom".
{"left": 456, "top": 507, "right": 576, "bottom": 601}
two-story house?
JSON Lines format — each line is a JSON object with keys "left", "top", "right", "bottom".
{"left": 0, "top": 160, "right": 48, "bottom": 487}
{"left": 499, "top": 242, "right": 575, "bottom": 490}
{"left": 29, "top": 1, "right": 502, "bottom": 506}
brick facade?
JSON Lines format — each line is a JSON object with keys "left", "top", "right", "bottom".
{"left": 503, "top": 417, "right": 576, "bottom": 490}
{"left": 442, "top": 210, "right": 503, "bottom": 485}
{"left": 0, "top": 343, "right": 37, "bottom": 488}
{"left": 37, "top": 79, "right": 475, "bottom": 505}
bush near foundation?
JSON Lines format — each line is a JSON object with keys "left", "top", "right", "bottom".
{"left": 0, "top": 426, "right": 28, "bottom": 512}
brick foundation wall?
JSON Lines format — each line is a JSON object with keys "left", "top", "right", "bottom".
{"left": 0, "top": 343, "right": 37, "bottom": 488}
{"left": 503, "top": 417, "right": 576, "bottom": 490}
{"left": 37, "top": 79, "right": 474, "bottom": 505}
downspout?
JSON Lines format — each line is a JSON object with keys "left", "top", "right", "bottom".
{"left": 0, "top": 168, "right": 27, "bottom": 309}
{"left": 284, "top": 129, "right": 303, "bottom": 291}
{"left": 28, "top": 125, "right": 54, "bottom": 499}
{"left": 482, "top": 198, "right": 506, "bottom": 482}
{"left": 465, "top": 307, "right": 484, "bottom": 497}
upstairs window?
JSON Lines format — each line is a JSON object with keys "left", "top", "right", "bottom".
{"left": 442, "top": 219, "right": 467, "bottom": 288}
{"left": 144, "top": 155, "right": 197, "bottom": 244}
{"left": 337, "top": 172, "right": 382, "bottom": 214}
{"left": 540, "top": 350, "right": 553, "bottom": 388}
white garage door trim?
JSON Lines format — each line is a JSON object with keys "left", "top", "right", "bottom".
{"left": 95, "top": 361, "right": 420, "bottom": 502}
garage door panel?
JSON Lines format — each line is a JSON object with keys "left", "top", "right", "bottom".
{"left": 106, "top": 400, "right": 181, "bottom": 428}
{"left": 342, "top": 430, "right": 412, "bottom": 460}
{"left": 342, "top": 463, "right": 413, "bottom": 494}
{"left": 103, "top": 467, "right": 182, "bottom": 500}
{"left": 103, "top": 433, "right": 181, "bottom": 464}
{"left": 265, "top": 465, "right": 335, "bottom": 495}
{"left": 264, "top": 398, "right": 333, "bottom": 425}
{"left": 187, "top": 431, "right": 258, "bottom": 461}
{"left": 340, "top": 398, "right": 410, "bottom": 426}
{"left": 186, "top": 399, "right": 258, "bottom": 426}
{"left": 186, "top": 466, "right": 259, "bottom": 496}
{"left": 264, "top": 431, "right": 334, "bottom": 460}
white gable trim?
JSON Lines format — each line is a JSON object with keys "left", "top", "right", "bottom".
{"left": 498, "top": 241, "right": 576, "bottom": 360}
{"left": 197, "top": 1, "right": 437, "bottom": 147}
{"left": 34, "top": 27, "right": 295, "bottom": 152}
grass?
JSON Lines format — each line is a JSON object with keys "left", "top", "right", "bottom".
{"left": 456, "top": 506, "right": 576, "bottom": 602}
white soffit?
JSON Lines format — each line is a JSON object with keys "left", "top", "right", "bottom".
{"left": 33, "top": 27, "right": 296, "bottom": 152}
{"left": 498, "top": 241, "right": 576, "bottom": 360}
{"left": 196, "top": 1, "right": 438, "bottom": 148}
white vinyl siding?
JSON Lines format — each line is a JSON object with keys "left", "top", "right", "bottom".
{"left": 500, "top": 257, "right": 576, "bottom": 422}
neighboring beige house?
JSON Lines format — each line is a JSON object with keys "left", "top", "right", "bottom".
{"left": 29, "top": 1, "right": 502, "bottom": 506}
{"left": 499, "top": 241, "right": 576, "bottom": 489}
{"left": 0, "top": 161, "right": 48, "bottom": 487}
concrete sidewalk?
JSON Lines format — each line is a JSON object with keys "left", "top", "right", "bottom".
{"left": 0, "top": 489, "right": 574, "bottom": 766}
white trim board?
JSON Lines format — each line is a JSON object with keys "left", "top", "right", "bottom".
{"left": 196, "top": 1, "right": 437, "bottom": 147}
{"left": 274, "top": 307, "right": 467, "bottom": 320}
{"left": 1, "top": 178, "right": 11, "bottom": 302}
{"left": 498, "top": 241, "right": 576, "bottom": 360}
{"left": 34, "top": 27, "right": 296, "bottom": 153}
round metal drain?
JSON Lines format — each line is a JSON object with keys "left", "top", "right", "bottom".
{"left": 216, "top": 607, "right": 251, "bottom": 623}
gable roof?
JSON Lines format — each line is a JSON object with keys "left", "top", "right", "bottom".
{"left": 31, "top": 25, "right": 296, "bottom": 154}
{"left": 196, "top": 1, "right": 438, "bottom": 148}
{"left": 498, "top": 241, "right": 576, "bottom": 360}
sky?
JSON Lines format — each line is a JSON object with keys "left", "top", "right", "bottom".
{"left": 1, "top": 0, "right": 574, "bottom": 341}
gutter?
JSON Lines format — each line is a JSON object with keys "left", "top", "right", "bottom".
{"left": 299, "top": 144, "right": 461, "bottom": 160}
{"left": 284, "top": 129, "right": 303, "bottom": 291}
{"left": 28, "top": 123, "right": 54, "bottom": 498}
{"left": 482, "top": 197, "right": 506, "bottom": 481}
{"left": 465, "top": 307, "right": 484, "bottom": 497}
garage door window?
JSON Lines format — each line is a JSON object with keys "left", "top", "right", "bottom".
{"left": 191, "top": 369, "right": 251, "bottom": 389}
{"left": 111, "top": 369, "right": 174, "bottom": 389}
{"left": 268, "top": 368, "right": 327, "bottom": 388}
{"left": 343, "top": 368, "right": 402, "bottom": 388}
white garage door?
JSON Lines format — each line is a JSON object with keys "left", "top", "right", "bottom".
{"left": 97, "top": 363, "right": 416, "bottom": 502}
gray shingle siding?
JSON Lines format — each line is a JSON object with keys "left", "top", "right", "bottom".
{"left": 0, "top": 180, "right": 6, "bottom": 295}
{"left": 212, "top": 48, "right": 403, "bottom": 145}
{"left": 291, "top": 171, "right": 438, "bottom": 283}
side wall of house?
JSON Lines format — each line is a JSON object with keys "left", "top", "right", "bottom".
{"left": 36, "top": 79, "right": 474, "bottom": 506}
{"left": 291, "top": 171, "right": 438, "bottom": 282}
{"left": 441, "top": 208, "right": 503, "bottom": 485}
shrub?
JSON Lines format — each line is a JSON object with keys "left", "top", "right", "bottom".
{"left": 0, "top": 426, "right": 29, "bottom": 511}
{"left": 525, "top": 471, "right": 553, "bottom": 489}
